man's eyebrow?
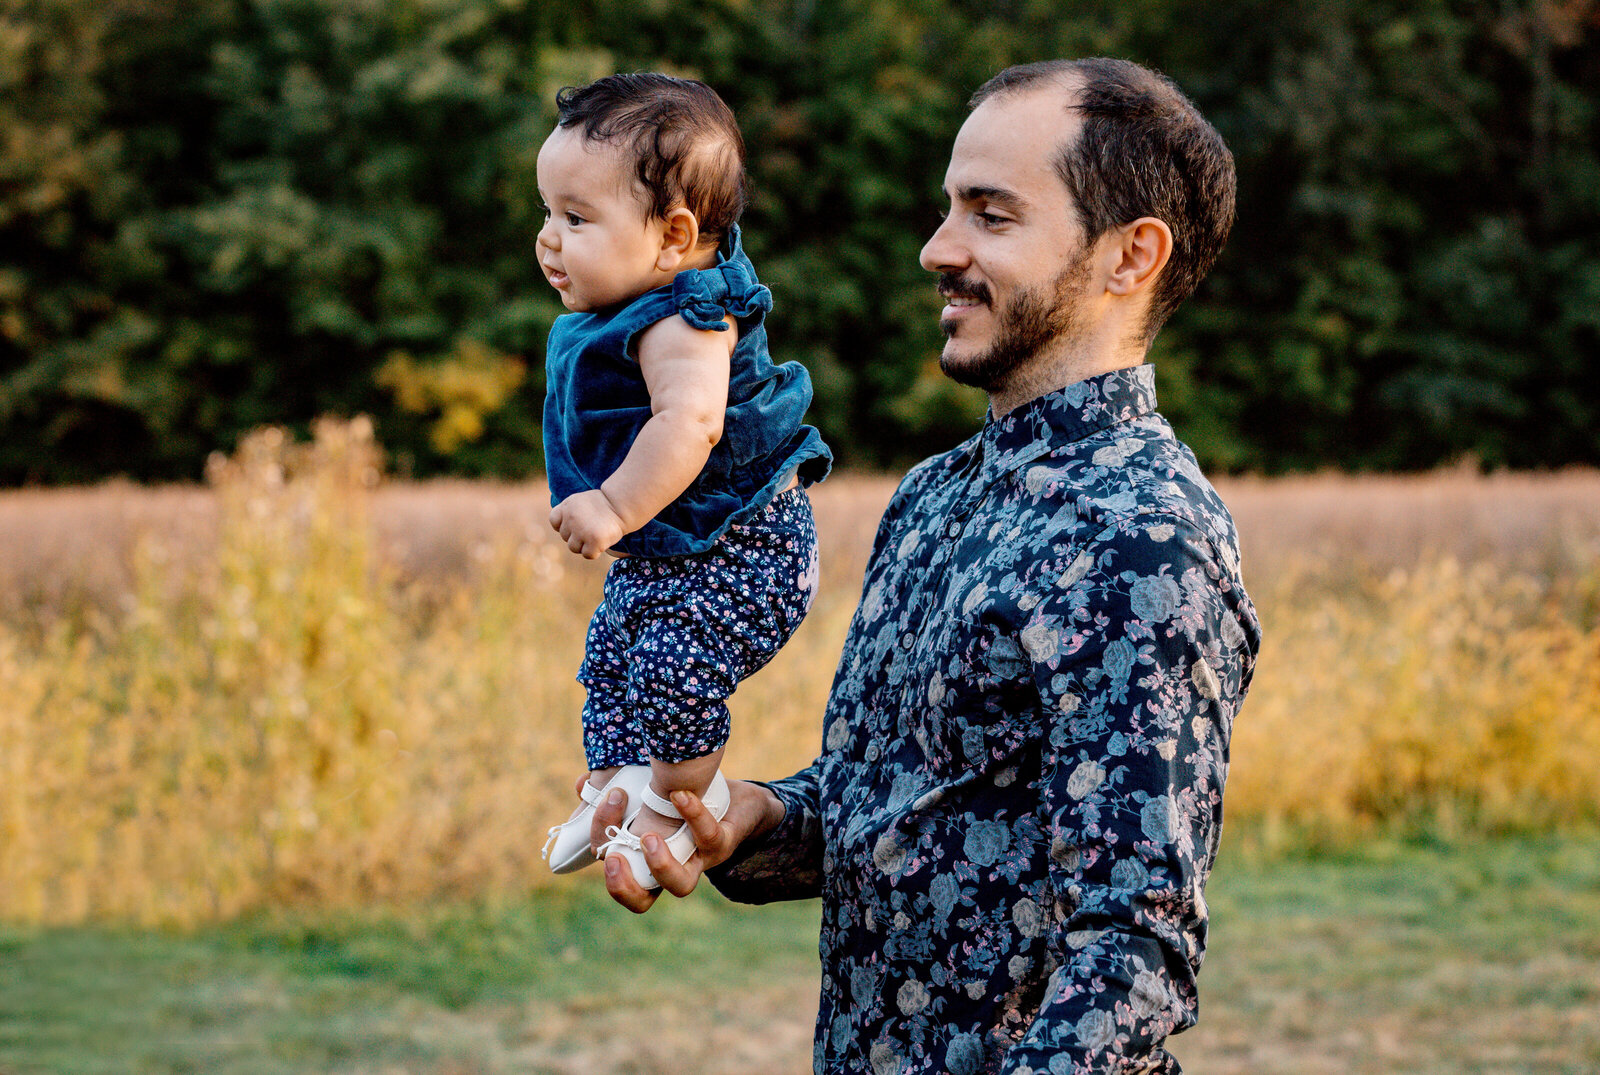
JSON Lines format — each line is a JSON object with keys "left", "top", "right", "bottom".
{"left": 948, "top": 184, "right": 1029, "bottom": 212}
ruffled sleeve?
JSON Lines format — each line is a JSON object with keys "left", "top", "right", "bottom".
{"left": 672, "top": 257, "right": 773, "bottom": 331}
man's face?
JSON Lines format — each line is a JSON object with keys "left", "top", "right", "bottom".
{"left": 919, "top": 87, "right": 1099, "bottom": 394}
{"left": 535, "top": 126, "right": 669, "bottom": 313}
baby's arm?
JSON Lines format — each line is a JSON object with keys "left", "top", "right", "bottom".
{"left": 550, "top": 314, "right": 734, "bottom": 558}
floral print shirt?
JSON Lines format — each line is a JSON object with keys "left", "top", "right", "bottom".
{"left": 711, "top": 366, "right": 1260, "bottom": 1074}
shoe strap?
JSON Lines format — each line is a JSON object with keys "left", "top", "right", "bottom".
{"left": 641, "top": 786, "right": 681, "bottom": 818}
{"left": 640, "top": 770, "right": 731, "bottom": 822}
{"left": 596, "top": 820, "right": 696, "bottom": 876}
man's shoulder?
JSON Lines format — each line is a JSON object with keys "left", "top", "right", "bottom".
{"left": 1032, "top": 413, "right": 1242, "bottom": 564}
{"left": 886, "top": 432, "right": 981, "bottom": 505}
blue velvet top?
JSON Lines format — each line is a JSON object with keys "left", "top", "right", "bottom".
{"left": 542, "top": 226, "right": 831, "bottom": 557}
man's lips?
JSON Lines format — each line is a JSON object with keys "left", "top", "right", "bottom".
{"left": 937, "top": 273, "right": 990, "bottom": 318}
{"left": 939, "top": 293, "right": 988, "bottom": 319}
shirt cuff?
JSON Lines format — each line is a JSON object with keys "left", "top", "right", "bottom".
{"left": 706, "top": 777, "right": 823, "bottom": 903}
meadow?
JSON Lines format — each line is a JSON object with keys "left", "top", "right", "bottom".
{"left": 2, "top": 419, "right": 1599, "bottom": 927}
{"left": 4, "top": 836, "right": 1598, "bottom": 1073}
{"left": 2, "top": 422, "right": 1600, "bottom": 1071}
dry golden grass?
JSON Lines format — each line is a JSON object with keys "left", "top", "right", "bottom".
{"left": 1217, "top": 469, "right": 1600, "bottom": 850}
{"left": 1233, "top": 557, "right": 1600, "bottom": 850}
{"left": 1, "top": 421, "right": 1598, "bottom": 924}
{"left": 1220, "top": 465, "right": 1600, "bottom": 582}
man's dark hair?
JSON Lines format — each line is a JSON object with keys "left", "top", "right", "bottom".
{"left": 555, "top": 73, "right": 747, "bottom": 247}
{"left": 970, "top": 58, "right": 1236, "bottom": 341}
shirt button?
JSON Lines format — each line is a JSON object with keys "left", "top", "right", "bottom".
{"left": 946, "top": 521, "right": 962, "bottom": 539}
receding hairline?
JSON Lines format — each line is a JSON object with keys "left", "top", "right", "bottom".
{"left": 968, "top": 65, "right": 1086, "bottom": 113}
{"left": 965, "top": 70, "right": 1091, "bottom": 174}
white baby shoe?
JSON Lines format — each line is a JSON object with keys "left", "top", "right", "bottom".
{"left": 596, "top": 771, "right": 730, "bottom": 890}
{"left": 542, "top": 765, "right": 654, "bottom": 874}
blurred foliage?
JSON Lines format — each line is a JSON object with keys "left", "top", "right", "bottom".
{"left": 377, "top": 338, "right": 525, "bottom": 456}
{"left": 1, "top": 0, "right": 1596, "bottom": 481}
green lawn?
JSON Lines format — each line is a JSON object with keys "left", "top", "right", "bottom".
{"left": 1186, "top": 835, "right": 1600, "bottom": 1074}
{"left": 2, "top": 836, "right": 1598, "bottom": 1074}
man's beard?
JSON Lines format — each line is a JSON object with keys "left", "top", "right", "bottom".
{"left": 937, "top": 258, "right": 1090, "bottom": 392}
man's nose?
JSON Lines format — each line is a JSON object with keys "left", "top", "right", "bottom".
{"left": 919, "top": 214, "right": 966, "bottom": 274}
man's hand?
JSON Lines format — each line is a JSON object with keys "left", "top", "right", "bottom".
{"left": 550, "top": 489, "right": 627, "bottom": 558}
{"left": 585, "top": 775, "right": 783, "bottom": 913}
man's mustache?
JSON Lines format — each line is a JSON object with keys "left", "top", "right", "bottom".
{"left": 937, "top": 273, "right": 992, "bottom": 306}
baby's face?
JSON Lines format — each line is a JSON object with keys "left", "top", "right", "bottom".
{"left": 535, "top": 126, "right": 672, "bottom": 313}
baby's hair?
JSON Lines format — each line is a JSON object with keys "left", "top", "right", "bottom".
{"left": 555, "top": 73, "right": 747, "bottom": 248}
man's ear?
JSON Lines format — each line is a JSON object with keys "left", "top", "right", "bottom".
{"left": 656, "top": 207, "right": 702, "bottom": 271}
{"left": 1104, "top": 217, "right": 1173, "bottom": 297}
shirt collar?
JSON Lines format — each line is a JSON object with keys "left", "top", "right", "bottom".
{"left": 977, "top": 364, "right": 1159, "bottom": 482}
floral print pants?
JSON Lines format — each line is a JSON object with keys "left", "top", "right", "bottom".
{"left": 579, "top": 487, "right": 820, "bottom": 768}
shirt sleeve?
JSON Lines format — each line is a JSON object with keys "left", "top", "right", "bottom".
{"left": 1002, "top": 512, "right": 1256, "bottom": 1074}
{"left": 705, "top": 762, "right": 825, "bottom": 903}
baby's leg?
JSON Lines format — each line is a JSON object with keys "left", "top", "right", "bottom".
{"left": 575, "top": 580, "right": 649, "bottom": 809}
{"left": 623, "top": 613, "right": 738, "bottom": 840}
{"left": 629, "top": 747, "right": 727, "bottom": 841}
{"left": 618, "top": 493, "right": 821, "bottom": 845}
{"left": 616, "top": 567, "right": 743, "bottom": 843}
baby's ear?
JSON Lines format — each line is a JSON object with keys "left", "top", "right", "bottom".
{"left": 657, "top": 207, "right": 702, "bottom": 270}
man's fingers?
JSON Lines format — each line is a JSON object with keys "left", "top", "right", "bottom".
{"left": 671, "top": 791, "right": 729, "bottom": 859}
{"left": 603, "top": 853, "right": 659, "bottom": 913}
{"left": 592, "top": 791, "right": 663, "bottom": 911}
{"left": 590, "top": 788, "right": 629, "bottom": 852}
{"left": 639, "top": 832, "right": 702, "bottom": 898}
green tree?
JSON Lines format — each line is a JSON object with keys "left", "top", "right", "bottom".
{"left": 0, "top": 0, "right": 167, "bottom": 481}
{"left": 1, "top": 0, "right": 579, "bottom": 480}
{"left": 1152, "top": 0, "right": 1600, "bottom": 470}
{"left": 2, "top": 0, "right": 1596, "bottom": 480}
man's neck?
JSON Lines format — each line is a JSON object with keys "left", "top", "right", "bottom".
{"left": 987, "top": 351, "right": 1145, "bottom": 417}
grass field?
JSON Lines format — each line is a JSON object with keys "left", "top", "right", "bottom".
{"left": 2, "top": 423, "right": 1600, "bottom": 1070}
{"left": 2, "top": 422, "right": 1599, "bottom": 923}
{"left": 2, "top": 836, "right": 1597, "bottom": 1074}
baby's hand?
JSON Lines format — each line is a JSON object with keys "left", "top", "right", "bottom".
{"left": 551, "top": 489, "right": 627, "bottom": 558}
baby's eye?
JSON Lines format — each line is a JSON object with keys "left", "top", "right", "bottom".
{"left": 565, "top": 211, "right": 585, "bottom": 227}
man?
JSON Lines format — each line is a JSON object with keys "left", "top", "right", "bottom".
{"left": 590, "top": 57, "right": 1260, "bottom": 1074}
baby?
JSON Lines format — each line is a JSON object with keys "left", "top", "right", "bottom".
{"left": 536, "top": 73, "right": 830, "bottom": 889}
